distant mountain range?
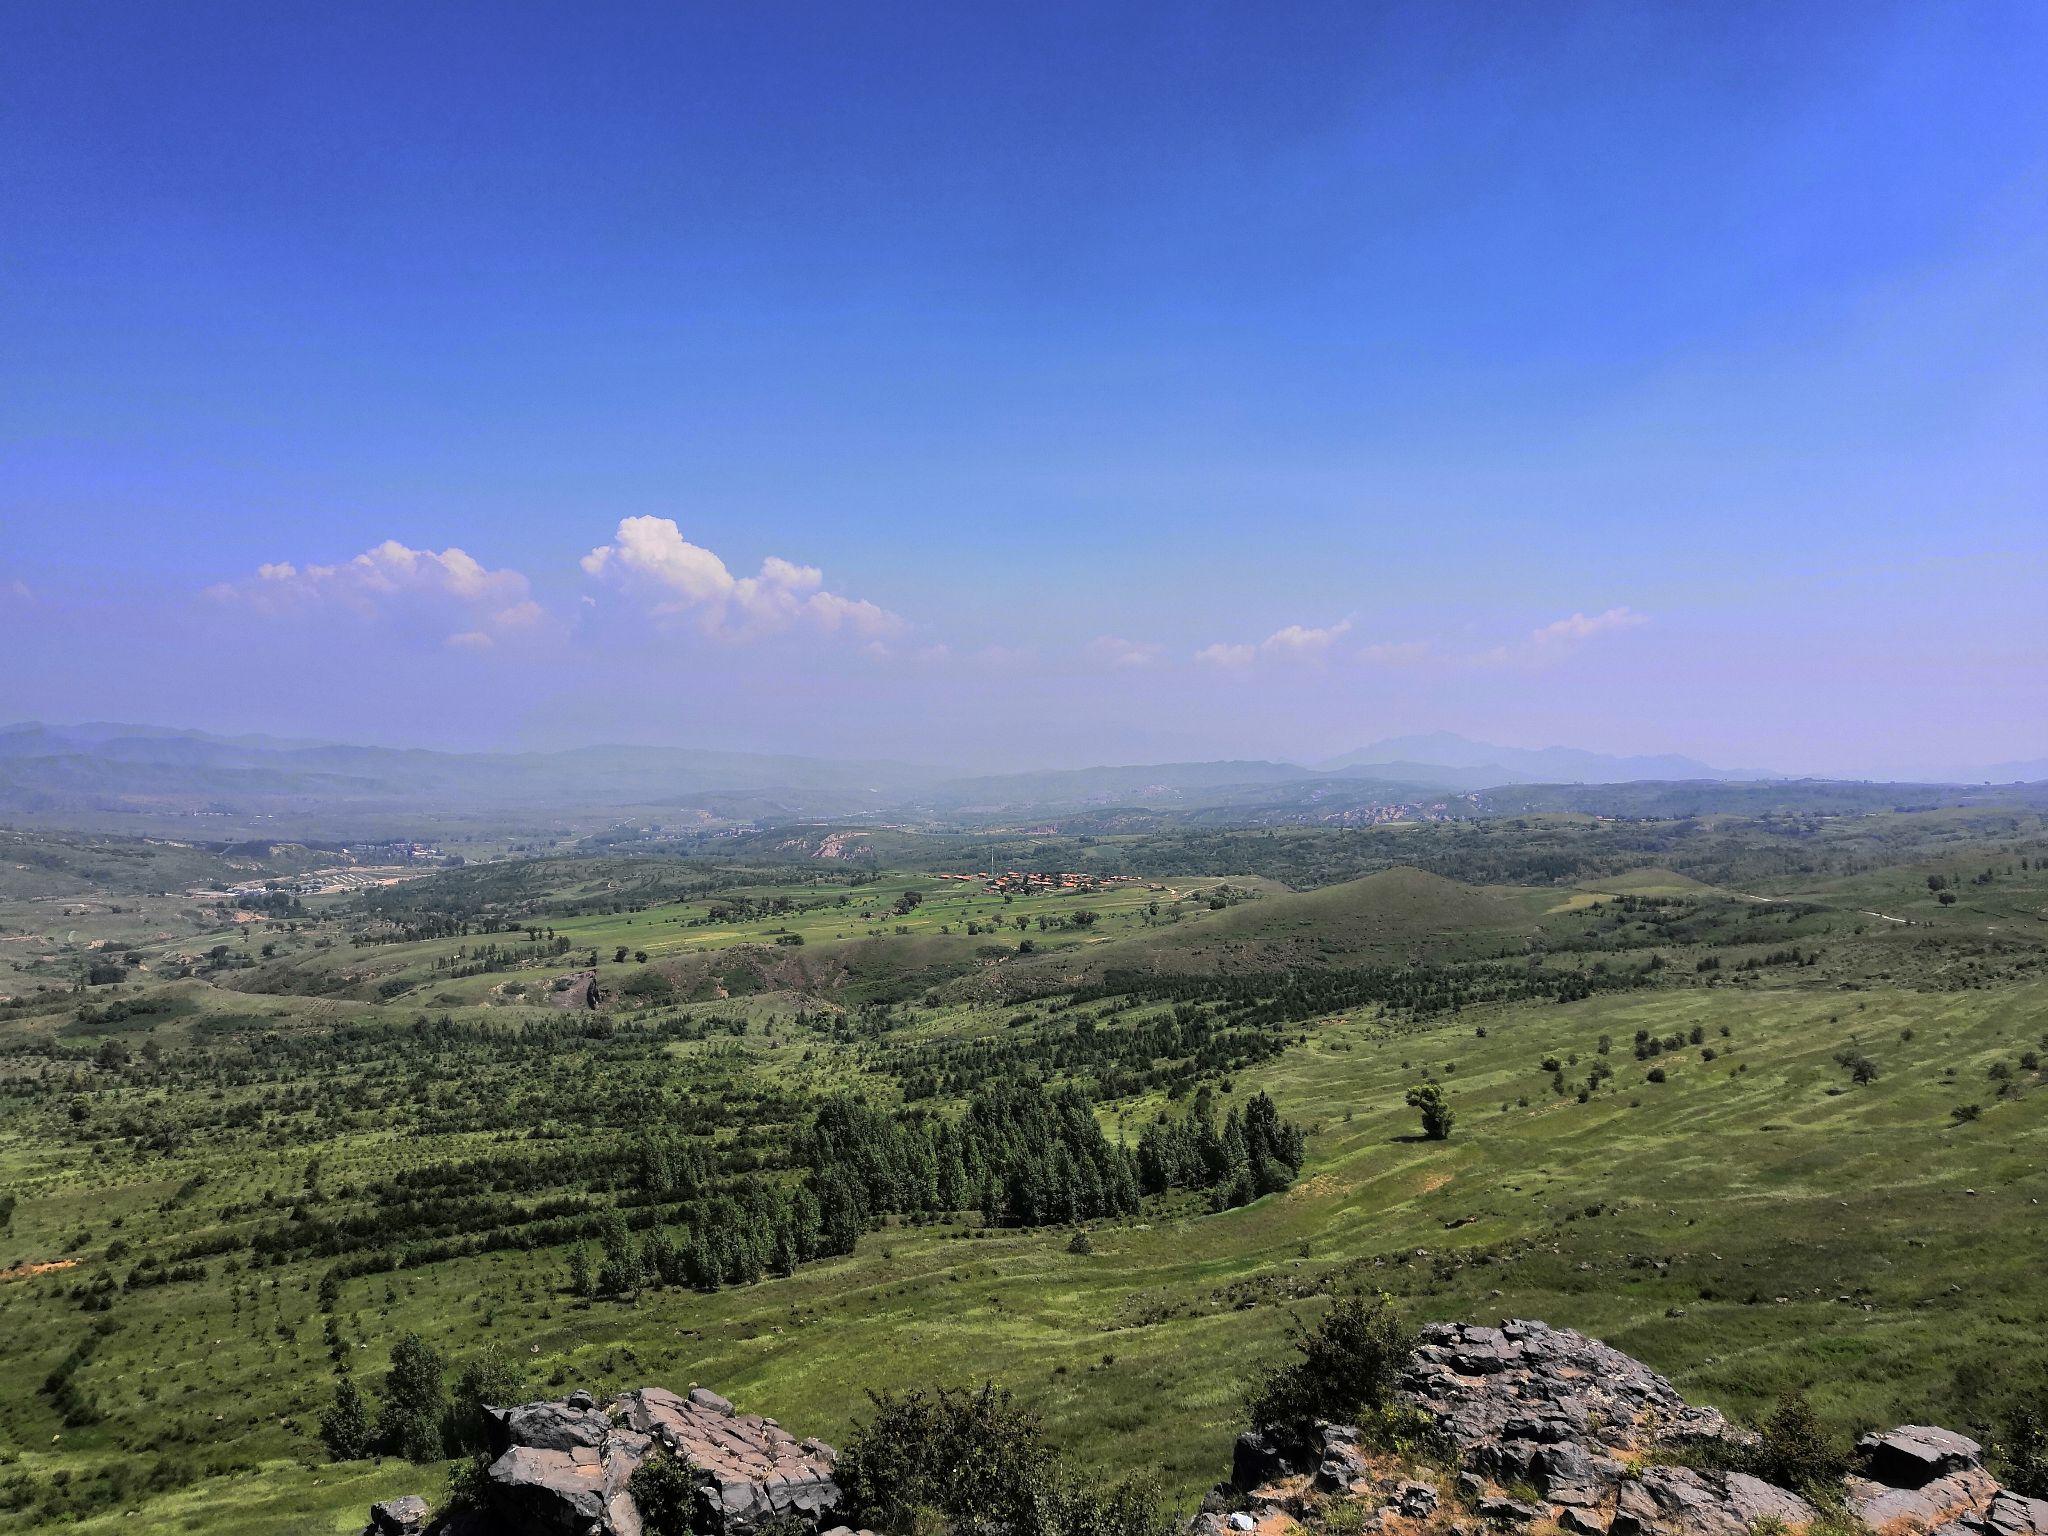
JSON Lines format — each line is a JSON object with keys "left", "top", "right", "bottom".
{"left": 0, "top": 722, "right": 942, "bottom": 834}
{"left": 1913, "top": 756, "right": 2048, "bottom": 784}
{"left": 1317, "top": 731, "right": 1777, "bottom": 787}
{"left": 0, "top": 720, "right": 2039, "bottom": 838}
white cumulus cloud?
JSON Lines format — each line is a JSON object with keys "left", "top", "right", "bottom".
{"left": 208, "top": 540, "right": 545, "bottom": 647}
{"left": 1477, "top": 606, "right": 1650, "bottom": 666}
{"left": 582, "top": 516, "right": 904, "bottom": 643}
{"left": 1529, "top": 606, "right": 1648, "bottom": 646}
{"left": 1193, "top": 641, "right": 1258, "bottom": 668}
{"left": 1196, "top": 619, "right": 1351, "bottom": 667}
{"left": 1355, "top": 639, "right": 1432, "bottom": 666}
{"left": 1086, "top": 635, "right": 1166, "bottom": 670}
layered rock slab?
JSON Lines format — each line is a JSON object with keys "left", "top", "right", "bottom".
{"left": 475, "top": 1385, "right": 845, "bottom": 1536}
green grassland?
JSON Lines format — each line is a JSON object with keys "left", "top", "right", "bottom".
{"left": 2, "top": 812, "right": 2047, "bottom": 1533}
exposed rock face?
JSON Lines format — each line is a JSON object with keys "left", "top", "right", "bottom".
{"left": 1219, "top": 1318, "right": 2043, "bottom": 1536}
{"left": 549, "top": 970, "right": 603, "bottom": 1011}
{"left": 613, "top": 1387, "right": 843, "bottom": 1531}
{"left": 1978, "top": 1491, "right": 2048, "bottom": 1536}
{"left": 366, "top": 1497, "right": 432, "bottom": 1536}
{"left": 474, "top": 1384, "right": 844, "bottom": 1536}
{"left": 484, "top": 1396, "right": 647, "bottom": 1536}
{"left": 1841, "top": 1429, "right": 2048, "bottom": 1536}
{"left": 1397, "top": 1318, "right": 1737, "bottom": 1462}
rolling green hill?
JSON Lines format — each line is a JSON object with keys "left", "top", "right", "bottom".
{"left": 1033, "top": 867, "right": 1552, "bottom": 981}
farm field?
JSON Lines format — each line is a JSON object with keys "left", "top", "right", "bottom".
{"left": 2, "top": 812, "right": 2046, "bottom": 1534}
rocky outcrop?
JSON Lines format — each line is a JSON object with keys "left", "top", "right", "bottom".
{"left": 1396, "top": 1318, "right": 1738, "bottom": 1462}
{"left": 1845, "top": 1429, "right": 2048, "bottom": 1536}
{"left": 1216, "top": 1318, "right": 2046, "bottom": 1536}
{"left": 610, "top": 1387, "right": 842, "bottom": 1531}
{"left": 474, "top": 1391, "right": 641, "bottom": 1536}
{"left": 363, "top": 1325, "right": 2048, "bottom": 1536}
{"left": 359, "top": 1384, "right": 849, "bottom": 1536}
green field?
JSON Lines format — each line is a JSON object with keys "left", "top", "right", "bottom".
{"left": 3, "top": 812, "right": 2047, "bottom": 1534}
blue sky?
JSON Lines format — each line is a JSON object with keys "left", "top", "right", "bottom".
{"left": 3, "top": 1, "right": 2044, "bottom": 773}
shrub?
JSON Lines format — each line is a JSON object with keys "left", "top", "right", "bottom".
{"left": 1031, "top": 1464, "right": 1172, "bottom": 1536}
{"left": 443, "top": 1450, "right": 494, "bottom": 1514}
{"left": 629, "top": 1452, "right": 699, "bottom": 1536}
{"left": 837, "top": 1383, "right": 1049, "bottom": 1535}
{"left": 835, "top": 1383, "right": 1172, "bottom": 1536}
{"left": 1746, "top": 1393, "right": 1846, "bottom": 1496}
{"left": 1996, "top": 1399, "right": 2048, "bottom": 1498}
{"left": 1243, "top": 1294, "right": 1415, "bottom": 1446}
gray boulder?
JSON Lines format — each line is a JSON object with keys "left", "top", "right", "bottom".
{"left": 1230, "top": 1428, "right": 1293, "bottom": 1492}
{"left": 1981, "top": 1490, "right": 2048, "bottom": 1536}
{"left": 490, "top": 1439, "right": 644, "bottom": 1536}
{"left": 365, "top": 1496, "right": 432, "bottom": 1536}
{"left": 1858, "top": 1425, "right": 1986, "bottom": 1488}
{"left": 1848, "top": 1466, "right": 2002, "bottom": 1533}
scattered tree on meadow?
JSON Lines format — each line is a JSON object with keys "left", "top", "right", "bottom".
{"left": 320, "top": 1373, "right": 373, "bottom": 1461}
{"left": 445, "top": 1342, "right": 525, "bottom": 1457}
{"left": 567, "top": 1243, "right": 593, "bottom": 1297}
{"left": 375, "top": 1333, "right": 449, "bottom": 1462}
{"left": 1405, "top": 1083, "right": 1453, "bottom": 1140}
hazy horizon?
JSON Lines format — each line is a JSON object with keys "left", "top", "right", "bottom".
{"left": 10, "top": 713, "right": 2048, "bottom": 787}
{"left": 5, "top": 4, "right": 2044, "bottom": 779}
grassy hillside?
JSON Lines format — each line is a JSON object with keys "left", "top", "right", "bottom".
{"left": 1035, "top": 867, "right": 1552, "bottom": 980}
{"left": 2, "top": 812, "right": 2047, "bottom": 1533}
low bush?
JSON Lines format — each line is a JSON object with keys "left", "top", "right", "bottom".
{"left": 1243, "top": 1294, "right": 1416, "bottom": 1447}
{"left": 628, "top": 1452, "right": 699, "bottom": 1536}
{"left": 837, "top": 1382, "right": 1171, "bottom": 1536}
{"left": 1997, "top": 1399, "right": 2048, "bottom": 1498}
{"left": 1744, "top": 1393, "right": 1847, "bottom": 1497}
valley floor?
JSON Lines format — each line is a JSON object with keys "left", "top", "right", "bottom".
{"left": 2, "top": 817, "right": 2046, "bottom": 1533}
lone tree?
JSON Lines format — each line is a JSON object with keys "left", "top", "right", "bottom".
{"left": 376, "top": 1333, "right": 449, "bottom": 1462}
{"left": 320, "top": 1374, "right": 373, "bottom": 1461}
{"left": 1405, "top": 1083, "right": 1454, "bottom": 1141}
{"left": 445, "top": 1343, "right": 526, "bottom": 1457}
